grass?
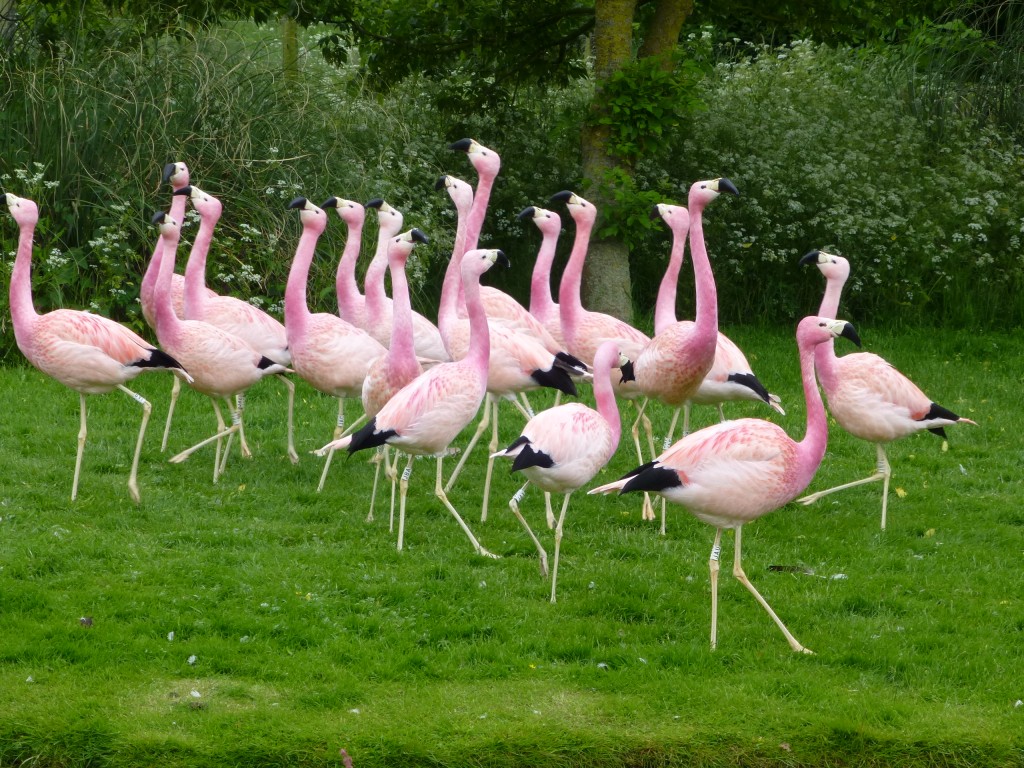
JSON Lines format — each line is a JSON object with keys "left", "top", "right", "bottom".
{"left": 0, "top": 323, "right": 1021, "bottom": 767}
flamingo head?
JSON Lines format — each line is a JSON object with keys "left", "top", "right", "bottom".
{"left": 687, "top": 177, "right": 739, "bottom": 211}
{"left": 450, "top": 138, "right": 500, "bottom": 179}
{"left": 800, "top": 249, "right": 850, "bottom": 285}
{"left": 462, "top": 248, "right": 510, "bottom": 281}
{"left": 518, "top": 205, "right": 561, "bottom": 235}
{"left": 162, "top": 161, "right": 190, "bottom": 191}
{"left": 436, "top": 175, "right": 474, "bottom": 214}
{"left": 3, "top": 192, "right": 39, "bottom": 226}
{"left": 174, "top": 184, "right": 222, "bottom": 222}
{"left": 288, "top": 196, "right": 328, "bottom": 234}
{"left": 652, "top": 203, "right": 689, "bottom": 235}
{"left": 366, "top": 198, "right": 404, "bottom": 238}
{"left": 321, "top": 197, "right": 365, "bottom": 228}
{"left": 798, "top": 315, "right": 861, "bottom": 349}
{"left": 388, "top": 228, "right": 429, "bottom": 269}
{"left": 549, "top": 190, "right": 596, "bottom": 226}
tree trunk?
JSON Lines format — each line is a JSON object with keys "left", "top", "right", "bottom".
{"left": 638, "top": 0, "right": 694, "bottom": 62}
{"left": 281, "top": 14, "right": 299, "bottom": 81}
{"left": 581, "top": 0, "right": 638, "bottom": 323}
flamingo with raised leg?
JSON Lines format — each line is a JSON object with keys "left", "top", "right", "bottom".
{"left": 4, "top": 192, "right": 191, "bottom": 503}
{"left": 590, "top": 316, "right": 862, "bottom": 653}
{"left": 797, "top": 249, "right": 977, "bottom": 529}
{"left": 492, "top": 340, "right": 626, "bottom": 602}
{"left": 315, "top": 249, "right": 511, "bottom": 559}
{"left": 175, "top": 184, "right": 297, "bottom": 464}
{"left": 152, "top": 212, "right": 286, "bottom": 482}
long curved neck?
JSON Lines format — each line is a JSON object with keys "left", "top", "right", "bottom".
{"left": 154, "top": 225, "right": 184, "bottom": 344}
{"left": 9, "top": 215, "right": 40, "bottom": 350}
{"left": 466, "top": 171, "right": 494, "bottom": 253}
{"left": 284, "top": 223, "right": 320, "bottom": 334}
{"left": 336, "top": 217, "right": 364, "bottom": 326}
{"left": 364, "top": 224, "right": 391, "bottom": 325}
{"left": 529, "top": 226, "right": 559, "bottom": 320}
{"left": 816, "top": 272, "right": 846, "bottom": 368}
{"left": 142, "top": 187, "right": 187, "bottom": 326}
{"left": 439, "top": 198, "right": 472, "bottom": 343}
{"left": 795, "top": 337, "right": 829, "bottom": 491}
{"left": 688, "top": 203, "right": 718, "bottom": 342}
{"left": 558, "top": 212, "right": 593, "bottom": 344}
{"left": 593, "top": 351, "right": 622, "bottom": 448}
{"left": 654, "top": 225, "right": 686, "bottom": 335}
{"left": 183, "top": 207, "right": 219, "bottom": 318}
{"left": 462, "top": 266, "right": 490, "bottom": 372}
{"left": 388, "top": 253, "right": 417, "bottom": 369}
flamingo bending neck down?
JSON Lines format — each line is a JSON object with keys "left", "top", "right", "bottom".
{"left": 152, "top": 212, "right": 286, "bottom": 482}
{"left": 4, "top": 192, "right": 191, "bottom": 503}
{"left": 315, "top": 248, "right": 512, "bottom": 559}
{"left": 797, "top": 249, "right": 977, "bottom": 529}
{"left": 175, "top": 184, "right": 297, "bottom": 464}
{"left": 590, "top": 316, "right": 862, "bottom": 653}
{"left": 492, "top": 340, "right": 627, "bottom": 602}
{"left": 651, "top": 201, "right": 784, "bottom": 438}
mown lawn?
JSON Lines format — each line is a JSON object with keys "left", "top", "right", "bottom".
{"left": 0, "top": 324, "right": 1020, "bottom": 767}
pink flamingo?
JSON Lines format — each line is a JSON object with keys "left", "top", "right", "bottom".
{"left": 176, "top": 184, "right": 297, "bottom": 464}
{"left": 151, "top": 212, "right": 286, "bottom": 482}
{"left": 591, "top": 316, "right": 862, "bottom": 653}
{"left": 518, "top": 205, "right": 566, "bottom": 349}
{"left": 492, "top": 340, "right": 626, "bottom": 602}
{"left": 652, "top": 203, "right": 783, "bottom": 435}
{"left": 549, "top": 189, "right": 653, "bottom": 471}
{"left": 4, "top": 192, "right": 191, "bottom": 503}
{"left": 138, "top": 161, "right": 215, "bottom": 451}
{"left": 283, "top": 197, "right": 386, "bottom": 447}
{"left": 435, "top": 176, "right": 586, "bottom": 519}
{"left": 318, "top": 227, "right": 430, "bottom": 517}
{"left": 356, "top": 198, "right": 449, "bottom": 362}
{"left": 327, "top": 197, "right": 368, "bottom": 330}
{"left": 798, "top": 250, "right": 977, "bottom": 529}
{"left": 315, "top": 249, "right": 512, "bottom": 559}
{"left": 449, "top": 138, "right": 562, "bottom": 352}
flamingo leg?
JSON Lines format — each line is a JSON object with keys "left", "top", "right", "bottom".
{"left": 481, "top": 399, "right": 500, "bottom": 522}
{"left": 433, "top": 457, "right": 499, "bottom": 559}
{"left": 545, "top": 492, "right": 555, "bottom": 529}
{"left": 709, "top": 528, "right": 722, "bottom": 650}
{"left": 682, "top": 401, "right": 693, "bottom": 438}
{"left": 218, "top": 396, "right": 240, "bottom": 477}
{"left": 518, "top": 392, "right": 535, "bottom": 418}
{"left": 279, "top": 374, "right": 298, "bottom": 464}
{"left": 385, "top": 447, "right": 399, "bottom": 532}
{"left": 160, "top": 376, "right": 181, "bottom": 452}
{"left": 235, "top": 392, "right": 252, "bottom": 459}
{"left": 508, "top": 483, "right": 548, "bottom": 578}
{"left": 445, "top": 393, "right": 492, "bottom": 492}
{"left": 396, "top": 455, "right": 414, "bottom": 551}
{"left": 628, "top": 399, "right": 656, "bottom": 522}
{"left": 333, "top": 398, "right": 345, "bottom": 440}
{"left": 366, "top": 447, "right": 384, "bottom": 522}
{"left": 168, "top": 397, "right": 239, "bottom": 478}
{"left": 316, "top": 445, "right": 336, "bottom": 493}
{"left": 71, "top": 393, "right": 88, "bottom": 501}
{"left": 658, "top": 407, "right": 683, "bottom": 536}
{"left": 731, "top": 526, "right": 813, "bottom": 654}
{"left": 117, "top": 384, "right": 152, "bottom": 505}
{"left": 796, "top": 443, "right": 893, "bottom": 529}
{"left": 549, "top": 493, "right": 572, "bottom": 603}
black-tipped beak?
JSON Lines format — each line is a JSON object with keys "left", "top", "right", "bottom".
{"left": 161, "top": 163, "right": 177, "bottom": 184}
{"left": 619, "top": 360, "right": 636, "bottom": 383}
{"left": 718, "top": 178, "right": 740, "bottom": 197}
{"left": 287, "top": 197, "right": 308, "bottom": 210}
{"left": 840, "top": 322, "right": 861, "bottom": 347}
{"left": 517, "top": 206, "right": 536, "bottom": 221}
{"left": 434, "top": 176, "right": 449, "bottom": 191}
{"left": 649, "top": 205, "right": 663, "bottom": 221}
{"left": 549, "top": 190, "right": 574, "bottom": 204}
{"left": 495, "top": 250, "right": 511, "bottom": 269}
{"left": 799, "top": 249, "right": 822, "bottom": 266}
{"left": 365, "top": 198, "right": 384, "bottom": 209}
{"left": 320, "top": 197, "right": 339, "bottom": 209}
{"left": 151, "top": 211, "right": 167, "bottom": 225}
{"left": 173, "top": 185, "right": 193, "bottom": 197}
{"left": 449, "top": 138, "right": 473, "bottom": 152}
{"left": 410, "top": 228, "right": 429, "bottom": 245}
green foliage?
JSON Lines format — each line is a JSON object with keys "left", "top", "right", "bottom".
{"left": 0, "top": 325, "right": 1020, "bottom": 766}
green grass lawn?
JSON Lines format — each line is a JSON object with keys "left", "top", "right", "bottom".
{"left": 0, "top": 324, "right": 1021, "bottom": 767}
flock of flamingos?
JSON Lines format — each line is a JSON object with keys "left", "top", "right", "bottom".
{"left": 2, "top": 138, "right": 976, "bottom": 652}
